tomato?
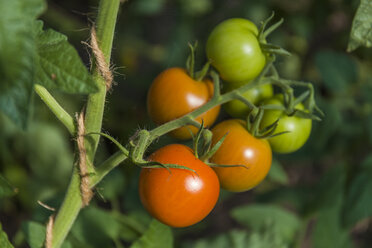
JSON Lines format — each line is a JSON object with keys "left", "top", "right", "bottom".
{"left": 147, "top": 68, "right": 220, "bottom": 140}
{"left": 139, "top": 144, "right": 220, "bottom": 227}
{"left": 210, "top": 119, "right": 272, "bottom": 192}
{"left": 260, "top": 95, "right": 312, "bottom": 154}
{"left": 223, "top": 82, "right": 273, "bottom": 118}
{"left": 206, "top": 18, "right": 266, "bottom": 83}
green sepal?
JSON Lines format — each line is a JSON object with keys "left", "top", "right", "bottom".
{"left": 200, "top": 133, "right": 227, "bottom": 162}
{"left": 206, "top": 162, "right": 248, "bottom": 169}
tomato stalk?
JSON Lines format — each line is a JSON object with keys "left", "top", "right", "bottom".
{"left": 50, "top": 1, "right": 121, "bottom": 247}
{"left": 34, "top": 84, "right": 76, "bottom": 135}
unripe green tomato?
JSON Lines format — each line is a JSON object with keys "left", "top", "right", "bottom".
{"left": 260, "top": 95, "right": 312, "bottom": 154}
{"left": 223, "top": 82, "right": 273, "bottom": 118}
{"left": 206, "top": 18, "right": 266, "bottom": 83}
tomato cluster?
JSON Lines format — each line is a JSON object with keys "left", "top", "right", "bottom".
{"left": 141, "top": 17, "right": 315, "bottom": 228}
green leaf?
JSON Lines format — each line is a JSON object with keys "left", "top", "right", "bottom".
{"left": 98, "top": 168, "right": 126, "bottom": 201}
{"left": 342, "top": 155, "right": 372, "bottom": 227}
{"left": 315, "top": 51, "right": 357, "bottom": 93}
{"left": 130, "top": 219, "right": 173, "bottom": 248}
{"left": 347, "top": 0, "right": 372, "bottom": 52}
{"left": 0, "top": 0, "right": 46, "bottom": 128}
{"left": 71, "top": 206, "right": 121, "bottom": 247}
{"left": 0, "top": 174, "right": 17, "bottom": 198}
{"left": 22, "top": 221, "right": 46, "bottom": 248}
{"left": 230, "top": 204, "right": 300, "bottom": 242}
{"left": 0, "top": 223, "right": 14, "bottom": 248}
{"left": 267, "top": 159, "right": 289, "bottom": 184}
{"left": 181, "top": 229, "right": 288, "bottom": 248}
{"left": 113, "top": 211, "right": 147, "bottom": 242}
{"left": 34, "top": 21, "right": 98, "bottom": 94}
{"left": 311, "top": 165, "right": 351, "bottom": 248}
{"left": 313, "top": 208, "right": 352, "bottom": 248}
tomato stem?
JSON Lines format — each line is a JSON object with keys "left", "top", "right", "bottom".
{"left": 51, "top": 1, "right": 121, "bottom": 247}
{"left": 34, "top": 84, "right": 76, "bottom": 135}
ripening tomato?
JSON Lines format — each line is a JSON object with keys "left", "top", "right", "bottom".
{"left": 260, "top": 95, "right": 312, "bottom": 154}
{"left": 206, "top": 18, "right": 266, "bottom": 83}
{"left": 210, "top": 119, "right": 272, "bottom": 192}
{"left": 223, "top": 82, "right": 273, "bottom": 118}
{"left": 139, "top": 144, "right": 220, "bottom": 227}
{"left": 147, "top": 68, "right": 220, "bottom": 140}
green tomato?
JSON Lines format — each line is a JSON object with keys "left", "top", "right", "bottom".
{"left": 206, "top": 18, "right": 266, "bottom": 83}
{"left": 260, "top": 95, "right": 312, "bottom": 154}
{"left": 223, "top": 82, "right": 273, "bottom": 118}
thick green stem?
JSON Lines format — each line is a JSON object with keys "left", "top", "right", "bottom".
{"left": 34, "top": 84, "right": 76, "bottom": 135}
{"left": 51, "top": 1, "right": 120, "bottom": 247}
{"left": 85, "top": 0, "right": 120, "bottom": 165}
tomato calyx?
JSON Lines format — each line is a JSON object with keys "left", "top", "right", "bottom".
{"left": 186, "top": 42, "right": 211, "bottom": 81}
{"left": 86, "top": 130, "right": 197, "bottom": 173}
{"left": 269, "top": 76, "right": 324, "bottom": 121}
{"left": 190, "top": 121, "right": 248, "bottom": 169}
{"left": 191, "top": 120, "right": 224, "bottom": 161}
{"left": 257, "top": 12, "right": 291, "bottom": 57}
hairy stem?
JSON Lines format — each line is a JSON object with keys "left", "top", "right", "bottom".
{"left": 34, "top": 84, "right": 76, "bottom": 135}
{"left": 51, "top": 1, "right": 121, "bottom": 247}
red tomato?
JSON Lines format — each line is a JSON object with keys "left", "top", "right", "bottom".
{"left": 139, "top": 144, "right": 220, "bottom": 227}
{"left": 210, "top": 119, "right": 272, "bottom": 192}
{"left": 147, "top": 68, "right": 220, "bottom": 140}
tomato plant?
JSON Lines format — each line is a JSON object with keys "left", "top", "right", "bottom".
{"left": 206, "top": 18, "right": 266, "bottom": 83}
{"left": 139, "top": 144, "right": 220, "bottom": 227}
{"left": 147, "top": 67, "right": 220, "bottom": 140}
{"left": 223, "top": 82, "right": 273, "bottom": 118}
{"left": 210, "top": 119, "right": 272, "bottom": 192}
{"left": 260, "top": 95, "right": 312, "bottom": 153}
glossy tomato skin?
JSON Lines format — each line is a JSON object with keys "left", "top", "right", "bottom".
{"left": 206, "top": 18, "right": 266, "bottom": 83}
{"left": 147, "top": 68, "right": 220, "bottom": 140}
{"left": 260, "top": 95, "right": 312, "bottom": 154}
{"left": 223, "top": 82, "right": 273, "bottom": 118}
{"left": 139, "top": 144, "right": 220, "bottom": 227}
{"left": 210, "top": 119, "right": 272, "bottom": 192}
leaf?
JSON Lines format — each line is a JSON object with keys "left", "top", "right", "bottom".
{"left": 0, "top": 174, "right": 17, "bottom": 198}
{"left": 0, "top": 223, "right": 14, "bottom": 248}
{"left": 347, "top": 0, "right": 372, "bottom": 52}
{"left": 181, "top": 229, "right": 288, "bottom": 248}
{"left": 71, "top": 206, "right": 121, "bottom": 247}
{"left": 267, "top": 159, "right": 289, "bottom": 185}
{"left": 98, "top": 168, "right": 126, "bottom": 201}
{"left": 230, "top": 204, "right": 300, "bottom": 242}
{"left": 130, "top": 219, "right": 173, "bottom": 248}
{"left": 22, "top": 221, "right": 46, "bottom": 248}
{"left": 0, "top": 0, "right": 46, "bottom": 128}
{"left": 34, "top": 21, "right": 98, "bottom": 94}
{"left": 315, "top": 51, "right": 357, "bottom": 93}
{"left": 313, "top": 208, "right": 352, "bottom": 248}
{"left": 311, "top": 165, "right": 351, "bottom": 248}
{"left": 342, "top": 155, "right": 372, "bottom": 227}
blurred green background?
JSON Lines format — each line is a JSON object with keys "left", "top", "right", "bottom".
{"left": 1, "top": 0, "right": 372, "bottom": 247}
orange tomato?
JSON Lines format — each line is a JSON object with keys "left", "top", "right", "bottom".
{"left": 139, "top": 144, "right": 220, "bottom": 227}
{"left": 210, "top": 119, "right": 272, "bottom": 192}
{"left": 147, "top": 68, "right": 220, "bottom": 140}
